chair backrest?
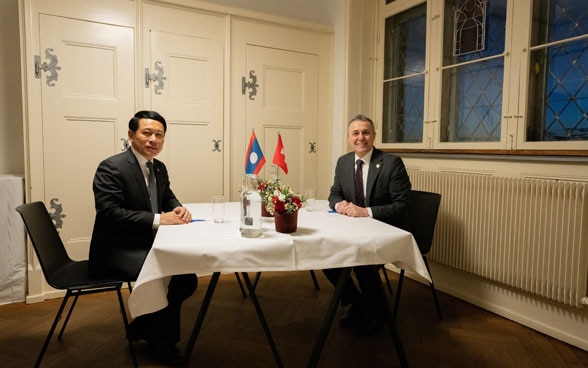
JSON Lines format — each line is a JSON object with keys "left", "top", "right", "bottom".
{"left": 407, "top": 190, "right": 442, "bottom": 255}
{"left": 15, "top": 201, "right": 72, "bottom": 287}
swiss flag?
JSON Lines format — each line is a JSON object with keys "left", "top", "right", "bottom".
{"left": 272, "top": 133, "right": 288, "bottom": 174}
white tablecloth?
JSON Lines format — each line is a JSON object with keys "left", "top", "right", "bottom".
{"left": 128, "top": 200, "right": 430, "bottom": 318}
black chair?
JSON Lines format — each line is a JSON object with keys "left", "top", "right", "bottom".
{"left": 386, "top": 190, "right": 443, "bottom": 320}
{"left": 15, "top": 201, "right": 138, "bottom": 368}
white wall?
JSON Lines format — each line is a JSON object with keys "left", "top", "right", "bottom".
{"left": 0, "top": 0, "right": 24, "bottom": 176}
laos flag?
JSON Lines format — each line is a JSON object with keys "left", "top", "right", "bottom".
{"left": 244, "top": 130, "right": 266, "bottom": 175}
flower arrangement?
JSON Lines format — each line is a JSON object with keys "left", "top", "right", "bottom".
{"left": 258, "top": 178, "right": 305, "bottom": 215}
{"left": 258, "top": 177, "right": 280, "bottom": 205}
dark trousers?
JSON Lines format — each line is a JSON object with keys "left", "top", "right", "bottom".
{"left": 132, "top": 274, "right": 198, "bottom": 342}
{"left": 323, "top": 265, "right": 385, "bottom": 314}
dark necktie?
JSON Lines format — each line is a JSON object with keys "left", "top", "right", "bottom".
{"left": 354, "top": 159, "right": 365, "bottom": 207}
{"left": 146, "top": 161, "right": 158, "bottom": 213}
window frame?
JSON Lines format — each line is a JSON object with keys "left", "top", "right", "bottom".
{"left": 376, "top": 0, "right": 432, "bottom": 150}
{"left": 376, "top": 0, "right": 588, "bottom": 155}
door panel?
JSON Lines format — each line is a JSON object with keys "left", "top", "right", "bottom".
{"left": 39, "top": 14, "right": 134, "bottom": 260}
{"left": 146, "top": 29, "right": 224, "bottom": 202}
{"left": 231, "top": 19, "right": 332, "bottom": 202}
{"left": 167, "top": 123, "right": 213, "bottom": 203}
{"left": 246, "top": 46, "right": 319, "bottom": 193}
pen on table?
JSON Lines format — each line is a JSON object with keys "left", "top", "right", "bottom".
{"left": 191, "top": 219, "right": 205, "bottom": 222}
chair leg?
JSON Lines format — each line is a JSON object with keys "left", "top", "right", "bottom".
{"left": 57, "top": 291, "right": 80, "bottom": 340}
{"left": 34, "top": 290, "right": 72, "bottom": 368}
{"left": 127, "top": 281, "right": 133, "bottom": 292}
{"left": 309, "top": 270, "right": 320, "bottom": 290}
{"left": 381, "top": 265, "right": 393, "bottom": 294}
{"left": 234, "top": 272, "right": 247, "bottom": 298}
{"left": 423, "top": 256, "right": 443, "bottom": 319}
{"left": 392, "top": 269, "right": 405, "bottom": 321}
{"left": 116, "top": 286, "right": 139, "bottom": 368}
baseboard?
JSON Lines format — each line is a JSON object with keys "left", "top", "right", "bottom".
{"left": 393, "top": 262, "right": 588, "bottom": 351}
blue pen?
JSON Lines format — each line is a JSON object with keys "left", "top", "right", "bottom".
{"left": 191, "top": 219, "right": 205, "bottom": 222}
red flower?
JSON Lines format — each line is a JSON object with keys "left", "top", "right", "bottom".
{"left": 273, "top": 197, "right": 286, "bottom": 214}
{"left": 262, "top": 181, "right": 305, "bottom": 215}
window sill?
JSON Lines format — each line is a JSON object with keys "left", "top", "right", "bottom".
{"left": 382, "top": 149, "right": 588, "bottom": 163}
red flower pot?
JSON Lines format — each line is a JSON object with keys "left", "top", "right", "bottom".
{"left": 274, "top": 211, "right": 298, "bottom": 233}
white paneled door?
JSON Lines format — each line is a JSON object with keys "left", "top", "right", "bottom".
{"left": 244, "top": 45, "right": 319, "bottom": 193}
{"left": 39, "top": 14, "right": 134, "bottom": 260}
{"left": 144, "top": 6, "right": 225, "bottom": 203}
{"left": 230, "top": 18, "right": 331, "bottom": 201}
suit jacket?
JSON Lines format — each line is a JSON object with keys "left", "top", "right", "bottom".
{"left": 328, "top": 148, "right": 411, "bottom": 228}
{"left": 89, "top": 148, "right": 182, "bottom": 280}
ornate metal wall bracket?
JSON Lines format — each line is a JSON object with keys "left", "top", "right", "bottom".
{"left": 308, "top": 142, "right": 317, "bottom": 153}
{"left": 35, "top": 48, "right": 61, "bottom": 86}
{"left": 145, "top": 61, "right": 166, "bottom": 94}
{"left": 212, "top": 139, "right": 222, "bottom": 152}
{"left": 241, "top": 70, "right": 258, "bottom": 100}
{"left": 49, "top": 198, "right": 66, "bottom": 230}
{"left": 121, "top": 138, "right": 130, "bottom": 151}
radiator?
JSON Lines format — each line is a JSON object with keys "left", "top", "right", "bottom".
{"left": 407, "top": 170, "right": 588, "bottom": 308}
{"left": 0, "top": 175, "right": 25, "bottom": 305}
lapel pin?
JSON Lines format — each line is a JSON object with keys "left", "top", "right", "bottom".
{"left": 376, "top": 164, "right": 380, "bottom": 169}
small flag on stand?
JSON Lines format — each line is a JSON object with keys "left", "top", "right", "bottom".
{"left": 272, "top": 133, "right": 288, "bottom": 174}
{"left": 245, "top": 130, "right": 266, "bottom": 175}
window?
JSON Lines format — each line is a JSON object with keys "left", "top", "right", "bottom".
{"left": 382, "top": 4, "right": 427, "bottom": 143}
{"left": 378, "top": 0, "right": 588, "bottom": 152}
{"left": 527, "top": 0, "right": 588, "bottom": 141}
{"left": 441, "top": 0, "right": 505, "bottom": 143}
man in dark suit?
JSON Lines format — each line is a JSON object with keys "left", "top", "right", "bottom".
{"left": 324, "top": 114, "right": 411, "bottom": 336}
{"left": 89, "top": 110, "right": 197, "bottom": 366}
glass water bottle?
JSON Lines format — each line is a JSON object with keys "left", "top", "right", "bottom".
{"left": 240, "top": 174, "right": 263, "bottom": 238}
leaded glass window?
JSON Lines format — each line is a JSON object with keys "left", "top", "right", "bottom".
{"left": 440, "top": 0, "right": 506, "bottom": 143}
{"left": 527, "top": 0, "right": 588, "bottom": 141}
{"left": 454, "top": 0, "right": 487, "bottom": 56}
{"left": 382, "top": 4, "right": 427, "bottom": 143}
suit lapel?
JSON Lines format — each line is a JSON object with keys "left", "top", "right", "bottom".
{"left": 365, "top": 149, "right": 383, "bottom": 205}
{"left": 343, "top": 153, "right": 357, "bottom": 201}
{"left": 125, "top": 149, "right": 152, "bottom": 209}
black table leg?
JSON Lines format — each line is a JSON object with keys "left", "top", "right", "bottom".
{"left": 376, "top": 268, "right": 410, "bottom": 368}
{"left": 182, "top": 272, "right": 220, "bottom": 367}
{"left": 234, "top": 272, "right": 247, "bottom": 298}
{"left": 306, "top": 267, "right": 352, "bottom": 368}
{"left": 241, "top": 272, "right": 284, "bottom": 368}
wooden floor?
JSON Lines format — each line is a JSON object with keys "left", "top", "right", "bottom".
{"left": 1, "top": 271, "right": 587, "bottom": 368}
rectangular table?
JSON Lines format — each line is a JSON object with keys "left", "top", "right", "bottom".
{"left": 128, "top": 200, "right": 431, "bottom": 367}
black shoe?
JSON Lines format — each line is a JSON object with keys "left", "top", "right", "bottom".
{"left": 148, "top": 340, "right": 184, "bottom": 367}
{"left": 126, "top": 320, "right": 149, "bottom": 342}
{"left": 354, "top": 312, "right": 386, "bottom": 336}
{"left": 339, "top": 302, "right": 363, "bottom": 329}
